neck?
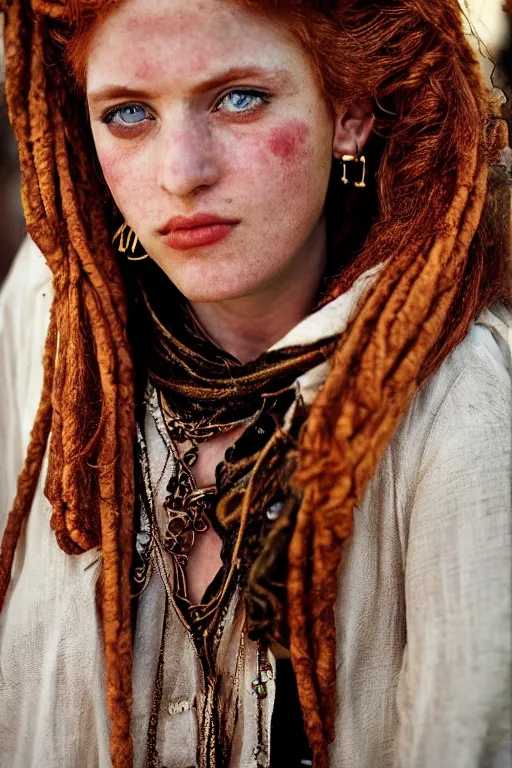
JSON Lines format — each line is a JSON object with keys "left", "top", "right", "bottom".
{"left": 190, "top": 220, "right": 327, "bottom": 364}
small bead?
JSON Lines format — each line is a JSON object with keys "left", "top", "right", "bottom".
{"left": 266, "top": 501, "right": 283, "bottom": 521}
{"left": 168, "top": 698, "right": 192, "bottom": 716}
{"left": 251, "top": 677, "right": 267, "bottom": 699}
{"left": 135, "top": 532, "right": 150, "bottom": 557}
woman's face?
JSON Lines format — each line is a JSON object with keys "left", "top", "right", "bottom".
{"left": 87, "top": 0, "right": 338, "bottom": 303}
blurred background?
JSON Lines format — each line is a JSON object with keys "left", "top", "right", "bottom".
{"left": 0, "top": 1, "right": 510, "bottom": 286}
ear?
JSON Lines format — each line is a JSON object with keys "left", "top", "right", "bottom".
{"left": 332, "top": 97, "right": 374, "bottom": 158}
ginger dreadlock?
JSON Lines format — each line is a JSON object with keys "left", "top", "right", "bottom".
{"left": 1, "top": 2, "right": 135, "bottom": 765}
{"left": 0, "top": 1, "right": 508, "bottom": 767}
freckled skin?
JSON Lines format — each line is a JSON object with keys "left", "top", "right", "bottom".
{"left": 267, "top": 120, "right": 311, "bottom": 161}
{"left": 87, "top": 0, "right": 338, "bottom": 306}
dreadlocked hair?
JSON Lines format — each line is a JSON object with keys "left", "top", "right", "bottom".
{"left": 0, "top": 1, "right": 135, "bottom": 765}
{"left": 0, "top": 0, "right": 509, "bottom": 767}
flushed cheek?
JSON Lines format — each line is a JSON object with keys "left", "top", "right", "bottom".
{"left": 95, "top": 146, "right": 125, "bottom": 190}
{"left": 220, "top": 124, "right": 323, "bottom": 236}
{"left": 94, "top": 144, "right": 156, "bottom": 219}
{"left": 249, "top": 127, "right": 320, "bottom": 226}
{"left": 249, "top": 120, "right": 317, "bottom": 193}
{"left": 235, "top": 120, "right": 329, "bottom": 236}
{"left": 224, "top": 127, "right": 324, "bottom": 242}
{"left": 227, "top": 119, "right": 312, "bottom": 177}
{"left": 266, "top": 119, "right": 311, "bottom": 162}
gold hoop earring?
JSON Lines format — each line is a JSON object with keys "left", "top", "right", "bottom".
{"left": 339, "top": 144, "right": 367, "bottom": 188}
{"left": 112, "top": 222, "right": 148, "bottom": 261}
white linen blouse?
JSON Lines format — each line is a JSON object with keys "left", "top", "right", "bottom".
{"left": 0, "top": 237, "right": 511, "bottom": 768}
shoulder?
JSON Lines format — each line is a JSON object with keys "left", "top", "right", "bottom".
{"left": 390, "top": 309, "right": 512, "bottom": 768}
{"left": 0, "top": 236, "right": 52, "bottom": 327}
{"left": 0, "top": 236, "right": 52, "bottom": 402}
{"left": 399, "top": 305, "right": 511, "bottom": 468}
{"left": 383, "top": 307, "right": 512, "bottom": 542}
{"left": 0, "top": 236, "right": 53, "bottom": 373}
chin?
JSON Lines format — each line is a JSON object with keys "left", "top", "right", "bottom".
{"left": 175, "top": 281, "right": 252, "bottom": 304}
{"left": 161, "top": 260, "right": 265, "bottom": 304}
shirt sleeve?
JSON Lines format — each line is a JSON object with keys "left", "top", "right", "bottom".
{"left": 395, "top": 331, "right": 512, "bottom": 767}
{"left": 0, "top": 240, "right": 112, "bottom": 767}
{"left": 0, "top": 237, "right": 52, "bottom": 533}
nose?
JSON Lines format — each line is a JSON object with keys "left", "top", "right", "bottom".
{"left": 155, "top": 113, "right": 220, "bottom": 199}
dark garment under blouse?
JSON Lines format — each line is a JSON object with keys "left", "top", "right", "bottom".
{"left": 270, "top": 658, "right": 313, "bottom": 768}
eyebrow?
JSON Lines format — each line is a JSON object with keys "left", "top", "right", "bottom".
{"left": 87, "top": 66, "right": 290, "bottom": 104}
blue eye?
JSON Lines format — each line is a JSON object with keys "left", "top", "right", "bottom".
{"left": 216, "top": 89, "right": 269, "bottom": 114}
{"left": 103, "top": 104, "right": 151, "bottom": 126}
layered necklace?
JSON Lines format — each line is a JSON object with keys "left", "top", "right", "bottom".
{"left": 132, "top": 270, "right": 339, "bottom": 767}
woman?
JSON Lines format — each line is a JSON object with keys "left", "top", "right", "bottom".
{"left": 0, "top": 0, "right": 511, "bottom": 766}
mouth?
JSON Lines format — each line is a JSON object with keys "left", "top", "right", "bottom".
{"left": 158, "top": 213, "right": 240, "bottom": 251}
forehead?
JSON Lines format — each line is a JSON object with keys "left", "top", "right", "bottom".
{"left": 86, "top": 0, "right": 305, "bottom": 91}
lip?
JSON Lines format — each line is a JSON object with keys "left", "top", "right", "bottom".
{"left": 158, "top": 212, "right": 240, "bottom": 234}
{"left": 158, "top": 213, "right": 240, "bottom": 251}
{"left": 163, "top": 222, "right": 238, "bottom": 250}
